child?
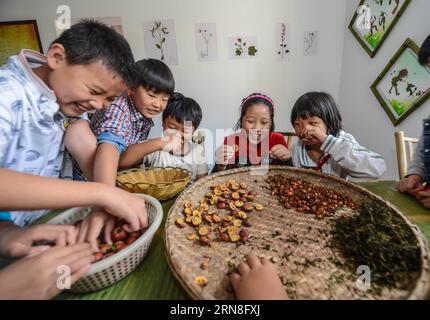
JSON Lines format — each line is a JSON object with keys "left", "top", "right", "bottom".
{"left": 65, "top": 58, "right": 177, "bottom": 248}
{"left": 215, "top": 93, "right": 291, "bottom": 172}
{"left": 396, "top": 34, "right": 430, "bottom": 208}
{"left": 142, "top": 92, "right": 208, "bottom": 181}
{"left": 290, "top": 92, "right": 387, "bottom": 180}
{"left": 0, "top": 20, "right": 147, "bottom": 298}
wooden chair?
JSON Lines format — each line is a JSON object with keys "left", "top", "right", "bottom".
{"left": 394, "top": 131, "right": 420, "bottom": 179}
{"left": 279, "top": 132, "right": 297, "bottom": 149}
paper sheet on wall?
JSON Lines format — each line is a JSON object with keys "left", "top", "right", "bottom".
{"left": 143, "top": 19, "right": 179, "bottom": 66}
{"left": 194, "top": 23, "right": 218, "bottom": 62}
{"left": 228, "top": 36, "right": 258, "bottom": 60}
{"left": 276, "top": 23, "right": 291, "bottom": 62}
{"left": 303, "top": 31, "right": 319, "bottom": 56}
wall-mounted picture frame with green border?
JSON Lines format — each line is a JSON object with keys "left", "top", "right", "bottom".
{"left": 348, "top": 0, "right": 410, "bottom": 58}
{"left": 0, "top": 20, "right": 43, "bottom": 65}
{"left": 371, "top": 38, "right": 430, "bottom": 126}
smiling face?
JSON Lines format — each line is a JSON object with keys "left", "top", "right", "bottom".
{"left": 132, "top": 86, "right": 170, "bottom": 118}
{"left": 43, "top": 44, "right": 126, "bottom": 117}
{"left": 241, "top": 103, "right": 272, "bottom": 145}
{"left": 294, "top": 116, "right": 328, "bottom": 146}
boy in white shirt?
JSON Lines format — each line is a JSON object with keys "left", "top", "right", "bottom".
{"left": 141, "top": 93, "right": 208, "bottom": 180}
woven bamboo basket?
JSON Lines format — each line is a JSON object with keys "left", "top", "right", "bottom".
{"left": 46, "top": 194, "right": 163, "bottom": 293}
{"left": 164, "top": 166, "right": 430, "bottom": 300}
{"left": 116, "top": 167, "right": 192, "bottom": 201}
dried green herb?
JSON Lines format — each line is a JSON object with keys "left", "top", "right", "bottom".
{"left": 331, "top": 202, "right": 420, "bottom": 289}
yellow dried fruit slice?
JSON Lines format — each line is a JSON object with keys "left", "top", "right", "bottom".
{"left": 240, "top": 182, "right": 248, "bottom": 189}
{"left": 227, "top": 179, "right": 237, "bottom": 187}
{"left": 185, "top": 215, "right": 193, "bottom": 223}
{"left": 192, "top": 210, "right": 201, "bottom": 217}
{"left": 198, "top": 226, "right": 209, "bottom": 236}
{"left": 187, "top": 233, "right": 196, "bottom": 241}
{"left": 238, "top": 211, "right": 248, "bottom": 219}
{"left": 194, "top": 276, "right": 208, "bottom": 287}
{"left": 213, "top": 187, "right": 222, "bottom": 196}
{"left": 212, "top": 214, "right": 221, "bottom": 223}
{"left": 184, "top": 208, "right": 192, "bottom": 215}
{"left": 230, "top": 184, "right": 240, "bottom": 191}
{"left": 229, "top": 202, "right": 237, "bottom": 211}
{"left": 232, "top": 192, "right": 240, "bottom": 200}
{"left": 227, "top": 226, "right": 239, "bottom": 235}
{"left": 229, "top": 234, "right": 240, "bottom": 242}
{"left": 224, "top": 216, "right": 233, "bottom": 222}
{"left": 192, "top": 216, "right": 202, "bottom": 226}
{"left": 175, "top": 218, "right": 186, "bottom": 228}
{"left": 184, "top": 201, "right": 193, "bottom": 209}
{"left": 255, "top": 203, "right": 264, "bottom": 211}
{"left": 232, "top": 219, "right": 242, "bottom": 227}
{"left": 234, "top": 200, "right": 244, "bottom": 208}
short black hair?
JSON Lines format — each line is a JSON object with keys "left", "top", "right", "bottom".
{"left": 234, "top": 93, "right": 275, "bottom": 132}
{"left": 51, "top": 19, "right": 136, "bottom": 87}
{"left": 290, "top": 92, "right": 343, "bottom": 136}
{"left": 135, "top": 59, "right": 175, "bottom": 94}
{"left": 162, "top": 92, "right": 202, "bottom": 129}
{"left": 419, "top": 34, "right": 430, "bottom": 66}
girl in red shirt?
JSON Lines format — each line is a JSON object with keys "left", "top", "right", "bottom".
{"left": 215, "top": 93, "right": 291, "bottom": 171}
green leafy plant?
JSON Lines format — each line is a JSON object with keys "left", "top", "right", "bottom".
{"left": 150, "top": 21, "right": 169, "bottom": 60}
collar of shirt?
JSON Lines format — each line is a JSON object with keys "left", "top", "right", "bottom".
{"left": 127, "top": 95, "right": 154, "bottom": 128}
{"left": 11, "top": 50, "right": 60, "bottom": 119}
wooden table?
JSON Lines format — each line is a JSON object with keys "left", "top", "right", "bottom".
{"left": 46, "top": 180, "right": 429, "bottom": 300}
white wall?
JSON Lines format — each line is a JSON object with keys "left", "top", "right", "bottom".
{"left": 0, "top": 0, "right": 347, "bottom": 165}
{"left": 339, "top": 0, "right": 430, "bottom": 180}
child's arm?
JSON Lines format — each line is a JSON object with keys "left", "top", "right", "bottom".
{"left": 215, "top": 145, "right": 236, "bottom": 172}
{"left": 119, "top": 136, "right": 182, "bottom": 169}
{"left": 320, "top": 133, "right": 387, "bottom": 180}
{"left": 195, "top": 144, "right": 209, "bottom": 180}
{"left": 0, "top": 168, "right": 147, "bottom": 231}
{"left": 405, "top": 132, "right": 425, "bottom": 178}
{"left": 65, "top": 119, "right": 97, "bottom": 181}
{"left": 0, "top": 241, "right": 94, "bottom": 300}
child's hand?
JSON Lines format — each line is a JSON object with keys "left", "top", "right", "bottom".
{"left": 299, "top": 124, "right": 328, "bottom": 144}
{"left": 395, "top": 175, "right": 423, "bottom": 195}
{"left": 270, "top": 144, "right": 291, "bottom": 161}
{"left": 415, "top": 190, "right": 430, "bottom": 209}
{"left": 229, "top": 255, "right": 288, "bottom": 300}
{"left": 0, "top": 223, "right": 77, "bottom": 258}
{"left": 96, "top": 186, "right": 148, "bottom": 235}
{"left": 216, "top": 145, "right": 236, "bottom": 166}
{"left": 161, "top": 130, "right": 182, "bottom": 153}
{"left": 76, "top": 210, "right": 117, "bottom": 252}
{"left": 0, "top": 239, "right": 95, "bottom": 300}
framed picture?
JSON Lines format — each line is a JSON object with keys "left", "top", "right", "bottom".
{"left": 348, "top": 0, "right": 411, "bottom": 58}
{"left": 0, "top": 20, "right": 43, "bottom": 65}
{"left": 371, "top": 38, "right": 430, "bottom": 126}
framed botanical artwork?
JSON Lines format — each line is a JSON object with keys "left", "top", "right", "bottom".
{"left": 371, "top": 38, "right": 430, "bottom": 126}
{"left": 0, "top": 20, "right": 43, "bottom": 65}
{"left": 348, "top": 0, "right": 411, "bottom": 58}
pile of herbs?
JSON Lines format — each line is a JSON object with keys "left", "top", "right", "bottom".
{"left": 330, "top": 202, "right": 421, "bottom": 289}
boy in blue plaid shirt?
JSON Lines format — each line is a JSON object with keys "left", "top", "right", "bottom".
{"left": 65, "top": 59, "right": 178, "bottom": 248}
{"left": 396, "top": 34, "right": 430, "bottom": 209}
